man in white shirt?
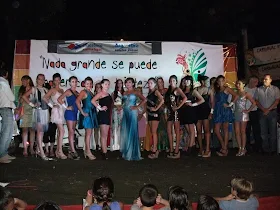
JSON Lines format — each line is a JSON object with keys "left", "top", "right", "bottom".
{"left": 255, "top": 74, "right": 280, "bottom": 155}
{"left": 0, "top": 68, "right": 16, "bottom": 163}
{"left": 245, "top": 76, "right": 262, "bottom": 153}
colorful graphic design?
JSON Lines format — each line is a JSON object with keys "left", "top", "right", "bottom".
{"left": 176, "top": 48, "right": 207, "bottom": 81}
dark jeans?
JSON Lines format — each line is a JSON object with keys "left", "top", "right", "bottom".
{"left": 43, "top": 122, "right": 57, "bottom": 143}
{"left": 246, "top": 110, "right": 262, "bottom": 151}
{"left": 259, "top": 109, "right": 278, "bottom": 153}
{"left": 0, "top": 108, "right": 14, "bottom": 158}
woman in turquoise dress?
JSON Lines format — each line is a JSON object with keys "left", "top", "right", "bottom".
{"left": 76, "top": 77, "right": 98, "bottom": 160}
{"left": 213, "top": 75, "right": 237, "bottom": 156}
{"left": 120, "top": 77, "right": 146, "bottom": 161}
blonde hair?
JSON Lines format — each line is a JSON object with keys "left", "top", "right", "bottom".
{"left": 231, "top": 178, "right": 253, "bottom": 200}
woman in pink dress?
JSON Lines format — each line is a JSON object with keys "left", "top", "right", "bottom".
{"left": 43, "top": 73, "right": 68, "bottom": 159}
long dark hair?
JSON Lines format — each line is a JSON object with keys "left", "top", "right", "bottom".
{"left": 124, "top": 77, "right": 135, "bottom": 88}
{"left": 182, "top": 75, "right": 193, "bottom": 92}
{"left": 165, "top": 75, "right": 178, "bottom": 102}
{"left": 113, "top": 79, "right": 124, "bottom": 100}
{"left": 92, "top": 177, "right": 114, "bottom": 210}
{"left": 214, "top": 75, "right": 225, "bottom": 93}
{"left": 148, "top": 77, "right": 157, "bottom": 93}
{"left": 18, "top": 75, "right": 34, "bottom": 98}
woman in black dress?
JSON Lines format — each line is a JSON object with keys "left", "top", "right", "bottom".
{"left": 179, "top": 75, "right": 205, "bottom": 156}
{"left": 164, "top": 75, "right": 187, "bottom": 159}
{"left": 196, "top": 75, "right": 214, "bottom": 157}
{"left": 91, "top": 79, "right": 112, "bottom": 160}
{"left": 146, "top": 77, "right": 164, "bottom": 159}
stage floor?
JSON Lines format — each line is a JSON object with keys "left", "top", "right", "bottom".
{"left": 1, "top": 150, "right": 280, "bottom": 205}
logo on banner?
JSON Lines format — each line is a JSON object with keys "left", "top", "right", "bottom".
{"left": 114, "top": 43, "right": 139, "bottom": 53}
{"left": 58, "top": 42, "right": 102, "bottom": 53}
{"left": 176, "top": 48, "right": 207, "bottom": 82}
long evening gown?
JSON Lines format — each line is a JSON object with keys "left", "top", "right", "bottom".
{"left": 120, "top": 93, "right": 142, "bottom": 161}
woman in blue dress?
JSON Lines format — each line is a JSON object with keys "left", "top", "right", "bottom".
{"left": 213, "top": 75, "right": 238, "bottom": 156}
{"left": 58, "top": 76, "right": 80, "bottom": 160}
{"left": 120, "top": 77, "right": 146, "bottom": 161}
{"left": 76, "top": 77, "right": 98, "bottom": 160}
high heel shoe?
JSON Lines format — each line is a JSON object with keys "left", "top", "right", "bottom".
{"left": 217, "top": 148, "right": 228, "bottom": 156}
{"left": 148, "top": 150, "right": 159, "bottom": 159}
{"left": 68, "top": 151, "right": 80, "bottom": 160}
{"left": 236, "top": 147, "right": 242, "bottom": 156}
{"left": 55, "top": 151, "right": 67, "bottom": 159}
{"left": 29, "top": 149, "right": 35, "bottom": 157}
{"left": 102, "top": 152, "right": 108, "bottom": 160}
{"left": 167, "top": 151, "right": 174, "bottom": 158}
{"left": 23, "top": 151, "right": 28, "bottom": 158}
{"left": 239, "top": 148, "right": 247, "bottom": 156}
{"left": 202, "top": 150, "right": 211, "bottom": 158}
{"left": 84, "top": 152, "right": 96, "bottom": 160}
{"left": 35, "top": 151, "right": 51, "bottom": 161}
{"left": 171, "top": 151, "right": 180, "bottom": 159}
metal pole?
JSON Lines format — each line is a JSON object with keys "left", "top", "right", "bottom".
{"left": 242, "top": 28, "right": 250, "bottom": 79}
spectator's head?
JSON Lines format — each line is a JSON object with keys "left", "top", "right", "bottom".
{"left": 263, "top": 74, "right": 272, "bottom": 87}
{"left": 92, "top": 177, "right": 114, "bottom": 204}
{"left": 248, "top": 75, "right": 259, "bottom": 88}
{"left": 168, "top": 186, "right": 192, "bottom": 210}
{"left": 139, "top": 184, "right": 158, "bottom": 208}
{"left": 197, "top": 195, "right": 219, "bottom": 210}
{"left": 34, "top": 201, "right": 62, "bottom": 210}
{"left": 231, "top": 178, "right": 253, "bottom": 200}
{"left": 0, "top": 68, "right": 8, "bottom": 79}
{"left": 0, "top": 187, "right": 14, "bottom": 210}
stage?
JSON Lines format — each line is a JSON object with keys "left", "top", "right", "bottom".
{"left": 1, "top": 150, "right": 280, "bottom": 205}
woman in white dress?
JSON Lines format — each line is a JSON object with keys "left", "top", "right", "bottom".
{"left": 110, "top": 79, "right": 124, "bottom": 151}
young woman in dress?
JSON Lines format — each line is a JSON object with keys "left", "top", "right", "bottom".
{"left": 120, "top": 77, "right": 146, "bottom": 161}
{"left": 22, "top": 74, "right": 50, "bottom": 160}
{"left": 146, "top": 77, "right": 164, "bottom": 159}
{"left": 156, "top": 77, "right": 169, "bottom": 152}
{"left": 111, "top": 79, "right": 124, "bottom": 151}
{"left": 91, "top": 79, "right": 113, "bottom": 160}
{"left": 43, "top": 83, "right": 57, "bottom": 158}
{"left": 18, "top": 75, "right": 35, "bottom": 157}
{"left": 179, "top": 76, "right": 205, "bottom": 156}
{"left": 196, "top": 75, "right": 214, "bottom": 157}
{"left": 213, "top": 75, "right": 238, "bottom": 156}
{"left": 43, "top": 73, "right": 67, "bottom": 159}
{"left": 94, "top": 82, "right": 101, "bottom": 150}
{"left": 57, "top": 76, "right": 80, "bottom": 160}
{"left": 76, "top": 77, "right": 98, "bottom": 160}
{"left": 164, "top": 75, "right": 187, "bottom": 159}
{"left": 234, "top": 80, "right": 256, "bottom": 156}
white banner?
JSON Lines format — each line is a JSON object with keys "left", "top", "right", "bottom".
{"left": 253, "top": 43, "right": 280, "bottom": 65}
{"left": 57, "top": 41, "right": 152, "bottom": 55}
{"left": 29, "top": 40, "right": 224, "bottom": 95}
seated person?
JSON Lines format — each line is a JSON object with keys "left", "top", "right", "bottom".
{"left": 0, "top": 187, "right": 27, "bottom": 210}
{"left": 197, "top": 195, "right": 219, "bottom": 210}
{"left": 85, "top": 177, "right": 123, "bottom": 210}
{"left": 215, "top": 177, "right": 259, "bottom": 210}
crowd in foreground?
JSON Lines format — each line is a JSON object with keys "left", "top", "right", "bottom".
{"left": 1, "top": 176, "right": 259, "bottom": 210}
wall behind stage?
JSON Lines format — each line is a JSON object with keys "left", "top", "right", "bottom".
{"left": 12, "top": 40, "right": 238, "bottom": 104}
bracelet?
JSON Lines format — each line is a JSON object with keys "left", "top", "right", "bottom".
{"left": 97, "top": 105, "right": 102, "bottom": 110}
{"left": 210, "top": 108, "right": 214, "bottom": 114}
{"left": 47, "top": 103, "right": 53, "bottom": 108}
{"left": 228, "top": 102, "right": 234, "bottom": 107}
{"left": 191, "top": 103, "right": 198, "bottom": 107}
{"left": 62, "top": 104, "right": 67, "bottom": 109}
{"left": 29, "top": 102, "right": 35, "bottom": 107}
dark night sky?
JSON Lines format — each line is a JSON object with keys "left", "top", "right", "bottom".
{"left": 1, "top": 0, "right": 280, "bottom": 69}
